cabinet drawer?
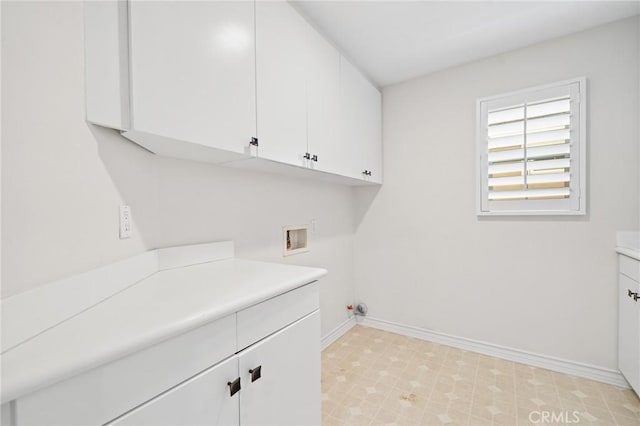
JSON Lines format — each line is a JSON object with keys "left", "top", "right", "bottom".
{"left": 14, "top": 314, "right": 236, "bottom": 426}
{"left": 620, "top": 255, "right": 640, "bottom": 282}
{"left": 237, "top": 282, "right": 319, "bottom": 350}
{"left": 106, "top": 356, "right": 239, "bottom": 426}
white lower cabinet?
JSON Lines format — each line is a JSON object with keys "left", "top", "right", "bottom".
{"left": 107, "top": 312, "right": 320, "bottom": 426}
{"left": 618, "top": 254, "right": 640, "bottom": 395}
{"left": 239, "top": 311, "right": 320, "bottom": 426}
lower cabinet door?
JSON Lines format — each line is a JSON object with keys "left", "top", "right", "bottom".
{"left": 619, "top": 274, "right": 640, "bottom": 392}
{"left": 106, "top": 356, "right": 239, "bottom": 426}
{"left": 239, "top": 310, "right": 321, "bottom": 426}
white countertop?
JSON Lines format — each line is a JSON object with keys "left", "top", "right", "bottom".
{"left": 616, "top": 231, "right": 640, "bottom": 261}
{"left": 0, "top": 242, "right": 327, "bottom": 403}
{"left": 617, "top": 247, "right": 640, "bottom": 261}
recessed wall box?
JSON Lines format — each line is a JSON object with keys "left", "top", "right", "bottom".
{"left": 283, "top": 225, "right": 309, "bottom": 257}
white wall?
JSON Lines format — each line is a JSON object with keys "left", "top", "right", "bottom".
{"left": 4, "top": 1, "right": 639, "bottom": 371}
{"left": 354, "top": 17, "right": 640, "bottom": 370}
{"left": 1, "top": 1, "right": 355, "bottom": 337}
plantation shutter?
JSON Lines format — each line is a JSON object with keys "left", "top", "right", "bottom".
{"left": 478, "top": 81, "right": 584, "bottom": 214}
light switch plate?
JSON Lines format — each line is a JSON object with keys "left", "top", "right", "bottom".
{"left": 119, "top": 205, "right": 132, "bottom": 239}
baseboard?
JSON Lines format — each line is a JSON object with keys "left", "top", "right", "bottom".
{"left": 322, "top": 317, "right": 357, "bottom": 350}
{"left": 358, "top": 316, "right": 629, "bottom": 389}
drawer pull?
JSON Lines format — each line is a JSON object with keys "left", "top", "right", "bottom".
{"left": 228, "top": 378, "right": 241, "bottom": 397}
{"left": 249, "top": 365, "right": 262, "bottom": 382}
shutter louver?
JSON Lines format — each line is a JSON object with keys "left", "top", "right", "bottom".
{"left": 486, "top": 94, "right": 572, "bottom": 202}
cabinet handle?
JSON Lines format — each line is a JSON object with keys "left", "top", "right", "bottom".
{"left": 249, "top": 137, "right": 259, "bottom": 147}
{"left": 628, "top": 289, "right": 639, "bottom": 300}
{"left": 303, "top": 152, "right": 311, "bottom": 160}
{"left": 311, "top": 154, "right": 318, "bottom": 162}
{"left": 227, "top": 378, "right": 241, "bottom": 397}
{"left": 362, "top": 170, "right": 372, "bottom": 176}
{"left": 249, "top": 365, "right": 262, "bottom": 382}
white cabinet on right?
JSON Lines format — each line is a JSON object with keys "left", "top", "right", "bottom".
{"left": 618, "top": 253, "right": 640, "bottom": 395}
{"left": 340, "top": 57, "right": 383, "bottom": 184}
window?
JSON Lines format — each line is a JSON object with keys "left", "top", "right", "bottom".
{"left": 476, "top": 78, "right": 586, "bottom": 215}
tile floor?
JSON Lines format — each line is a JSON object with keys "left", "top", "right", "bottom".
{"left": 321, "top": 325, "right": 640, "bottom": 426}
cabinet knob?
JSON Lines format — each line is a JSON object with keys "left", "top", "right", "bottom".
{"left": 249, "top": 137, "right": 259, "bottom": 147}
{"left": 249, "top": 365, "right": 262, "bottom": 382}
{"left": 228, "top": 378, "right": 241, "bottom": 397}
{"left": 362, "top": 170, "right": 372, "bottom": 176}
{"left": 628, "top": 289, "right": 639, "bottom": 301}
{"left": 311, "top": 154, "right": 318, "bottom": 162}
{"left": 303, "top": 152, "right": 311, "bottom": 160}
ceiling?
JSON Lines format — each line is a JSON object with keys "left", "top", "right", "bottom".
{"left": 293, "top": 1, "right": 640, "bottom": 87}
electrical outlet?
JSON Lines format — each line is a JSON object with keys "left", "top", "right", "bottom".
{"left": 119, "top": 205, "right": 132, "bottom": 239}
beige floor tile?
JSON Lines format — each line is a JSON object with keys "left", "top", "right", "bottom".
{"left": 322, "top": 326, "right": 640, "bottom": 426}
{"left": 467, "top": 415, "right": 492, "bottom": 426}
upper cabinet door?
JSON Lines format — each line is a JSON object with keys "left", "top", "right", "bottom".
{"left": 340, "top": 57, "right": 383, "bottom": 183}
{"left": 255, "top": 1, "right": 308, "bottom": 167}
{"left": 305, "top": 26, "right": 346, "bottom": 177}
{"left": 128, "top": 1, "right": 256, "bottom": 155}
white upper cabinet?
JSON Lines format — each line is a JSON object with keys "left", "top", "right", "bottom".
{"left": 83, "top": 1, "right": 130, "bottom": 130}
{"left": 84, "top": 0, "right": 382, "bottom": 185}
{"left": 255, "top": 0, "right": 308, "bottom": 167}
{"left": 340, "top": 57, "right": 383, "bottom": 183}
{"left": 305, "top": 23, "right": 345, "bottom": 177}
{"left": 126, "top": 1, "right": 256, "bottom": 162}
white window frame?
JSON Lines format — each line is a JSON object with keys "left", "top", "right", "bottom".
{"left": 476, "top": 77, "right": 587, "bottom": 216}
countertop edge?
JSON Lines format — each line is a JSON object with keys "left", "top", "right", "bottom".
{"left": 616, "top": 246, "right": 640, "bottom": 261}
